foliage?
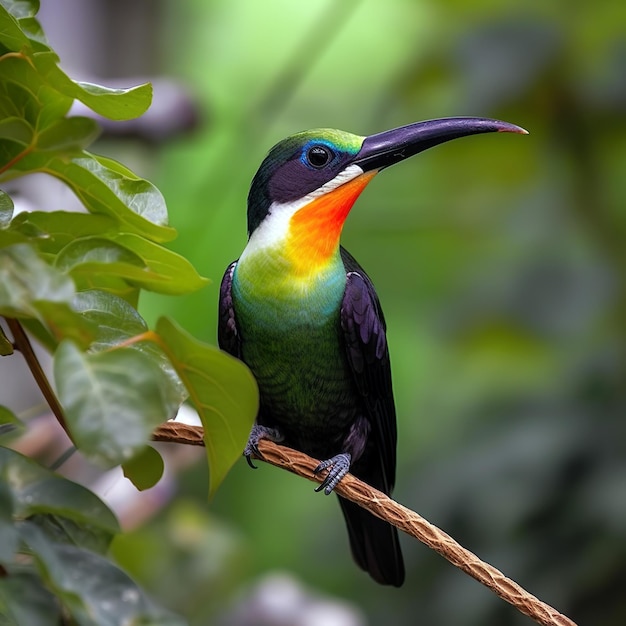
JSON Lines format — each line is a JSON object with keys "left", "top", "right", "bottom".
{"left": 2, "top": 0, "right": 625, "bottom": 624}
{"left": 0, "top": 2, "right": 257, "bottom": 622}
{"left": 141, "top": 1, "right": 626, "bottom": 625}
{"left": 0, "top": 446, "right": 183, "bottom": 625}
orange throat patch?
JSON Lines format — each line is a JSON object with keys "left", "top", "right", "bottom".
{"left": 286, "top": 171, "right": 377, "bottom": 276}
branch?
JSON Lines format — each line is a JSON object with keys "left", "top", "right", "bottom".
{"left": 152, "top": 421, "right": 577, "bottom": 626}
{"left": 4, "top": 317, "right": 71, "bottom": 439}
{"left": 152, "top": 421, "right": 205, "bottom": 446}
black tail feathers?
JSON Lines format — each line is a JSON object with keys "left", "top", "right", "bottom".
{"left": 338, "top": 495, "right": 404, "bottom": 587}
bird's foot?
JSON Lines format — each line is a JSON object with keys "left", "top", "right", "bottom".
{"left": 313, "top": 453, "right": 352, "bottom": 495}
{"left": 244, "top": 424, "right": 284, "bottom": 469}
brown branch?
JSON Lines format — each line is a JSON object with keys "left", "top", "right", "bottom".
{"left": 4, "top": 318, "right": 71, "bottom": 439}
{"left": 152, "top": 421, "right": 577, "bottom": 626}
{"left": 152, "top": 421, "right": 206, "bottom": 446}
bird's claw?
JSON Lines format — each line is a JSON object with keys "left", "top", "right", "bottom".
{"left": 245, "top": 449, "right": 259, "bottom": 469}
{"left": 243, "top": 424, "right": 284, "bottom": 469}
{"left": 313, "top": 452, "right": 351, "bottom": 495}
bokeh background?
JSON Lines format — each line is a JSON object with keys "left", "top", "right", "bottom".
{"left": 38, "top": 1, "right": 626, "bottom": 624}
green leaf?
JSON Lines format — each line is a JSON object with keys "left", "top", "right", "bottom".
{"left": 0, "top": 479, "right": 17, "bottom": 562}
{"left": 26, "top": 513, "right": 112, "bottom": 556}
{"left": 0, "top": 244, "right": 93, "bottom": 346}
{"left": 72, "top": 289, "right": 148, "bottom": 344}
{"left": 56, "top": 234, "right": 208, "bottom": 295}
{"left": 0, "top": 72, "right": 38, "bottom": 121}
{"left": 73, "top": 81, "right": 153, "bottom": 121}
{"left": 56, "top": 236, "right": 146, "bottom": 271}
{"left": 0, "top": 572, "right": 60, "bottom": 626}
{"left": 0, "top": 55, "right": 71, "bottom": 131}
{"left": 0, "top": 405, "right": 23, "bottom": 442}
{"left": 0, "top": 447, "right": 119, "bottom": 538}
{"left": 89, "top": 154, "right": 170, "bottom": 227}
{"left": 4, "top": 151, "right": 174, "bottom": 241}
{"left": 53, "top": 341, "right": 177, "bottom": 467}
{"left": 0, "top": 117, "right": 33, "bottom": 145}
{"left": 1, "top": 1, "right": 39, "bottom": 21}
{"left": 155, "top": 317, "right": 258, "bottom": 498}
{"left": 19, "top": 522, "right": 186, "bottom": 626}
{"left": 14, "top": 317, "right": 55, "bottom": 352}
{"left": 122, "top": 445, "right": 164, "bottom": 491}
{"left": 33, "top": 52, "right": 153, "bottom": 120}
{"left": 0, "top": 406, "right": 21, "bottom": 427}
{"left": 36, "top": 116, "right": 100, "bottom": 152}
{"left": 8, "top": 211, "right": 116, "bottom": 254}
{"left": 0, "top": 244, "right": 75, "bottom": 318}
{"left": 0, "top": 324, "right": 13, "bottom": 354}
{"left": 56, "top": 236, "right": 155, "bottom": 296}
{"left": 110, "top": 233, "right": 209, "bottom": 294}
{"left": 0, "top": 47, "right": 152, "bottom": 123}
{"left": 0, "top": 189, "right": 14, "bottom": 228}
{"left": 0, "top": 227, "right": 28, "bottom": 248}
{"left": 0, "top": 5, "right": 29, "bottom": 49}
{"left": 31, "top": 299, "right": 96, "bottom": 348}
{"left": 17, "top": 16, "right": 47, "bottom": 50}
{"left": 71, "top": 290, "right": 186, "bottom": 407}
{"left": 42, "top": 153, "right": 176, "bottom": 242}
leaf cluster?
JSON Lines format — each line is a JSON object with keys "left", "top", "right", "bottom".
{"left": 0, "top": 2, "right": 257, "bottom": 623}
{"left": 0, "top": 446, "right": 186, "bottom": 625}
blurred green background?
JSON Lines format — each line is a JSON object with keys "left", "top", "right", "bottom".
{"left": 55, "top": 0, "right": 626, "bottom": 624}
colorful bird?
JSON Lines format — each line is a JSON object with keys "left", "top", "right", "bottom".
{"left": 219, "top": 117, "right": 526, "bottom": 586}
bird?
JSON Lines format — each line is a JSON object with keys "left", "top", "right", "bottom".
{"left": 218, "top": 117, "right": 526, "bottom": 587}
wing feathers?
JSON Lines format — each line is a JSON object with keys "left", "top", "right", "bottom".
{"left": 340, "top": 247, "right": 397, "bottom": 493}
{"left": 218, "top": 261, "right": 241, "bottom": 359}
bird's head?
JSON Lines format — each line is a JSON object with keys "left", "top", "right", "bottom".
{"left": 245, "top": 118, "right": 526, "bottom": 274}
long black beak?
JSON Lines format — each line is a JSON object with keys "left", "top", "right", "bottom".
{"left": 353, "top": 117, "right": 527, "bottom": 172}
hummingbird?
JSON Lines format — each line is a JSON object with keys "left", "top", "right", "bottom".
{"left": 218, "top": 117, "right": 526, "bottom": 586}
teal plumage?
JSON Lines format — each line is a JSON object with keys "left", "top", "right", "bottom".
{"left": 231, "top": 237, "right": 349, "bottom": 449}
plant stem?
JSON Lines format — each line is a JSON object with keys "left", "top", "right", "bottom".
{"left": 4, "top": 317, "right": 71, "bottom": 439}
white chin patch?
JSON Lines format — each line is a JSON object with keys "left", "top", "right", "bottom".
{"left": 243, "top": 164, "right": 365, "bottom": 254}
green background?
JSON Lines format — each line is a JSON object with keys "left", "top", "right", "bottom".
{"left": 95, "top": 0, "right": 625, "bottom": 624}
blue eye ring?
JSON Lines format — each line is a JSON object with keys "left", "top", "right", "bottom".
{"left": 304, "top": 143, "right": 335, "bottom": 169}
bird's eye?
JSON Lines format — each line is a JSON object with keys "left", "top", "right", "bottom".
{"left": 306, "top": 145, "right": 333, "bottom": 168}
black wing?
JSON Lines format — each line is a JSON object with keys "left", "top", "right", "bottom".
{"left": 339, "top": 247, "right": 404, "bottom": 586}
{"left": 217, "top": 260, "right": 242, "bottom": 359}
{"left": 339, "top": 246, "right": 397, "bottom": 494}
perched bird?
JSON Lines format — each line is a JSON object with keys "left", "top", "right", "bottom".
{"left": 218, "top": 117, "right": 526, "bottom": 587}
